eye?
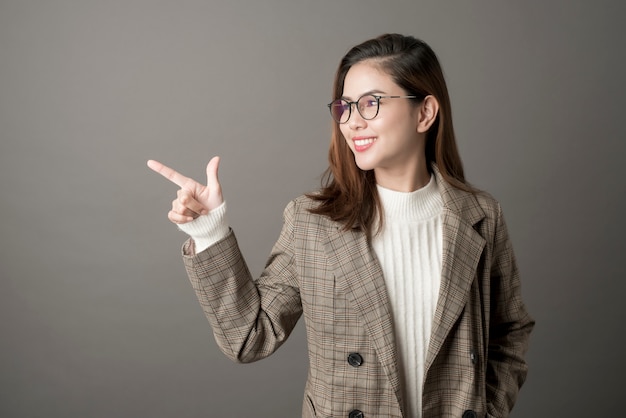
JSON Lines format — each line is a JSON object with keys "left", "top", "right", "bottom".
{"left": 363, "top": 96, "right": 378, "bottom": 107}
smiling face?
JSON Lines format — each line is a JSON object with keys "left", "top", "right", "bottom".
{"left": 339, "top": 60, "right": 428, "bottom": 190}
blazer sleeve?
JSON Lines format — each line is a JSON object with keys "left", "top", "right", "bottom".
{"left": 486, "top": 203, "right": 535, "bottom": 416}
{"left": 181, "top": 200, "right": 302, "bottom": 363}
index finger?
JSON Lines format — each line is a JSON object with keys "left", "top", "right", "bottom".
{"left": 147, "top": 159, "right": 194, "bottom": 188}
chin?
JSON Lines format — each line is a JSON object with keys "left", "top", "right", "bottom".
{"left": 354, "top": 160, "right": 372, "bottom": 171}
{"left": 353, "top": 156, "right": 378, "bottom": 172}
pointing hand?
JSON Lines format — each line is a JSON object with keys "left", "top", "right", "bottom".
{"left": 147, "top": 156, "right": 223, "bottom": 224}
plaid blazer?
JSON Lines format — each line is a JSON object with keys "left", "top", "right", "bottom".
{"left": 182, "top": 167, "right": 534, "bottom": 418}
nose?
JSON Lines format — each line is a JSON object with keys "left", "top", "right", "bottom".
{"left": 348, "top": 106, "right": 366, "bottom": 129}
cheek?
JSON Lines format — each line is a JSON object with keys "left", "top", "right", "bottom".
{"left": 339, "top": 127, "right": 352, "bottom": 146}
{"left": 339, "top": 125, "right": 348, "bottom": 137}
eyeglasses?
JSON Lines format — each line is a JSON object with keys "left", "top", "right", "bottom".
{"left": 327, "top": 94, "right": 419, "bottom": 124}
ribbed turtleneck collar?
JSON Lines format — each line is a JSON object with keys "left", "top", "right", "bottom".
{"left": 376, "top": 175, "right": 443, "bottom": 222}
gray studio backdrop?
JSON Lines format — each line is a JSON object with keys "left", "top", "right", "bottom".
{"left": 1, "top": 1, "right": 624, "bottom": 417}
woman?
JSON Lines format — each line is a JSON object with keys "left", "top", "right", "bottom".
{"left": 148, "top": 33, "right": 534, "bottom": 418}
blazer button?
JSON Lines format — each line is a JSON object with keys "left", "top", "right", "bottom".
{"left": 470, "top": 349, "right": 478, "bottom": 365}
{"left": 347, "top": 352, "right": 363, "bottom": 367}
{"left": 462, "top": 410, "right": 478, "bottom": 418}
{"left": 348, "top": 409, "right": 364, "bottom": 418}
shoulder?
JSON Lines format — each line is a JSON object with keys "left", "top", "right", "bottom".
{"left": 433, "top": 164, "right": 502, "bottom": 221}
{"left": 281, "top": 194, "right": 334, "bottom": 226}
{"left": 438, "top": 177, "right": 504, "bottom": 230}
{"left": 436, "top": 175, "right": 498, "bottom": 219}
{"left": 276, "top": 194, "right": 339, "bottom": 246}
{"left": 291, "top": 194, "right": 321, "bottom": 210}
{"left": 472, "top": 189, "right": 503, "bottom": 220}
{"left": 281, "top": 194, "right": 319, "bottom": 215}
{"left": 460, "top": 189, "right": 514, "bottom": 247}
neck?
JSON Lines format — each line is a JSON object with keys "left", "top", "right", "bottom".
{"left": 374, "top": 160, "right": 430, "bottom": 192}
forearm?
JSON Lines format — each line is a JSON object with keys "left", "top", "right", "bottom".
{"left": 182, "top": 225, "right": 302, "bottom": 363}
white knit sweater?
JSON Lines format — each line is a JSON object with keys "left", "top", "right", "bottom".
{"left": 372, "top": 176, "right": 443, "bottom": 418}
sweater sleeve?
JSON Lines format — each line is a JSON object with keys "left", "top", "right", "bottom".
{"left": 177, "top": 201, "right": 230, "bottom": 253}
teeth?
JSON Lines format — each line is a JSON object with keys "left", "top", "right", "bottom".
{"left": 354, "top": 138, "right": 375, "bottom": 146}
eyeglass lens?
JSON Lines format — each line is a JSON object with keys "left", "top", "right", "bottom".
{"left": 329, "top": 95, "right": 379, "bottom": 124}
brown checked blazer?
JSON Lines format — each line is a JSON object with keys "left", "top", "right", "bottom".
{"left": 181, "top": 167, "right": 534, "bottom": 418}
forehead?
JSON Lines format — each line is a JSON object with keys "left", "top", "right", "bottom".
{"left": 342, "top": 60, "right": 399, "bottom": 98}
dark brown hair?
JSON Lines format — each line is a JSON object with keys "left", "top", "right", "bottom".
{"left": 308, "top": 33, "right": 474, "bottom": 236}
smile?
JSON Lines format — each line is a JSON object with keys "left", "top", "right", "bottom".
{"left": 353, "top": 137, "right": 377, "bottom": 152}
{"left": 354, "top": 138, "right": 376, "bottom": 146}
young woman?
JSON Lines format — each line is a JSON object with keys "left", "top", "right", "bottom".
{"left": 148, "top": 33, "right": 534, "bottom": 418}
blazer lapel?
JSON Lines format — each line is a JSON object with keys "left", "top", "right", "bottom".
{"left": 425, "top": 168, "right": 487, "bottom": 373}
{"left": 323, "top": 225, "right": 403, "bottom": 409}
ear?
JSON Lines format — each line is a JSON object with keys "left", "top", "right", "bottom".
{"left": 416, "top": 95, "right": 439, "bottom": 133}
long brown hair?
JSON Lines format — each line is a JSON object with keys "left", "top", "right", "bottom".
{"left": 308, "top": 34, "right": 473, "bottom": 236}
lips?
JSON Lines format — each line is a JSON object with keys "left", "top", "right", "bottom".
{"left": 353, "top": 137, "right": 376, "bottom": 152}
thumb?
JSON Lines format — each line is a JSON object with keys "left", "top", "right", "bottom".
{"left": 206, "top": 156, "right": 221, "bottom": 189}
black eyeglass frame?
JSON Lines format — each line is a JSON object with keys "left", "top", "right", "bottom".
{"left": 327, "top": 94, "right": 420, "bottom": 124}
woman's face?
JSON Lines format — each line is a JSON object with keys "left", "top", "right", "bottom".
{"left": 340, "top": 61, "right": 424, "bottom": 183}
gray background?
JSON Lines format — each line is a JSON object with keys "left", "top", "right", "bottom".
{"left": 1, "top": 1, "right": 624, "bottom": 417}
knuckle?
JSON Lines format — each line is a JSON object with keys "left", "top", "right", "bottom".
{"left": 179, "top": 194, "right": 190, "bottom": 205}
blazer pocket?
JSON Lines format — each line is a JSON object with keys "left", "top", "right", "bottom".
{"left": 304, "top": 394, "right": 317, "bottom": 417}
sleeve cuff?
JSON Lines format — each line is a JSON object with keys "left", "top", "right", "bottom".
{"left": 177, "top": 201, "right": 230, "bottom": 253}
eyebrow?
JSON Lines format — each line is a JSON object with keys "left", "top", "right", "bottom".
{"left": 341, "top": 89, "right": 386, "bottom": 101}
